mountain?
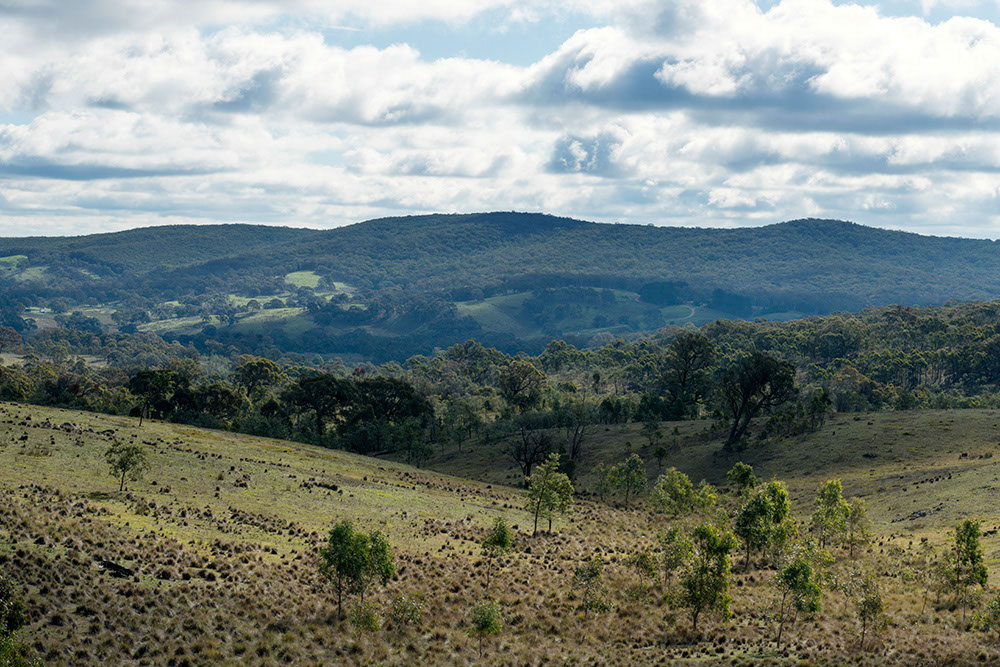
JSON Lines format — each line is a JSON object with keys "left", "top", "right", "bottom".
{"left": 5, "top": 213, "right": 1000, "bottom": 312}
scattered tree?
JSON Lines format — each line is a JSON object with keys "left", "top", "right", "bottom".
{"left": 506, "top": 427, "right": 553, "bottom": 481}
{"left": 718, "top": 352, "right": 796, "bottom": 450}
{"left": 593, "top": 464, "right": 615, "bottom": 502}
{"left": 232, "top": 355, "right": 286, "bottom": 396}
{"left": 641, "top": 420, "right": 663, "bottom": 449}
{"left": 497, "top": 360, "right": 547, "bottom": 412}
{"left": 846, "top": 498, "right": 873, "bottom": 559}
{"left": 734, "top": 480, "right": 791, "bottom": 570}
{"left": 0, "top": 326, "right": 22, "bottom": 354}
{"left": 725, "top": 462, "right": 758, "bottom": 495}
{"left": 846, "top": 569, "right": 886, "bottom": 651}
{"left": 573, "top": 556, "right": 609, "bottom": 615}
{"left": 774, "top": 555, "right": 822, "bottom": 644}
{"left": 947, "top": 518, "right": 989, "bottom": 622}
{"left": 659, "top": 527, "right": 694, "bottom": 589}
{"left": 611, "top": 453, "right": 646, "bottom": 508}
{"left": 104, "top": 442, "right": 149, "bottom": 492}
{"left": 654, "top": 445, "right": 668, "bottom": 472}
{"left": 651, "top": 468, "right": 701, "bottom": 515}
{"left": 482, "top": 517, "right": 514, "bottom": 590}
{"left": 681, "top": 522, "right": 738, "bottom": 632}
{"left": 811, "top": 480, "right": 849, "bottom": 549}
{"left": 468, "top": 599, "right": 503, "bottom": 659}
{"left": 524, "top": 453, "right": 573, "bottom": 535}
{"left": 319, "top": 520, "right": 395, "bottom": 619}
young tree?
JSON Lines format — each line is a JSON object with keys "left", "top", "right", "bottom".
{"left": 319, "top": 521, "right": 395, "bottom": 618}
{"left": 611, "top": 453, "right": 647, "bottom": 508}
{"left": 846, "top": 498, "right": 873, "bottom": 559}
{"left": 593, "top": 464, "right": 615, "bottom": 502}
{"left": 976, "top": 592, "right": 1000, "bottom": 641}
{"left": 725, "top": 462, "right": 758, "bottom": 495}
{"left": 734, "top": 480, "right": 790, "bottom": 570}
{"left": 468, "top": 599, "right": 503, "bottom": 659}
{"left": 359, "top": 529, "right": 395, "bottom": 604}
{"left": 774, "top": 556, "right": 822, "bottom": 644}
{"left": 659, "top": 527, "right": 694, "bottom": 589}
{"left": 846, "top": 569, "right": 886, "bottom": 651}
{"left": 349, "top": 600, "right": 381, "bottom": 635}
{"left": 524, "top": 453, "right": 573, "bottom": 535}
{"left": 573, "top": 556, "right": 609, "bottom": 615}
{"left": 651, "top": 468, "right": 696, "bottom": 515}
{"left": 104, "top": 442, "right": 149, "bottom": 492}
{"left": 387, "top": 594, "right": 423, "bottom": 631}
{"left": 641, "top": 420, "right": 663, "bottom": 449}
{"left": 718, "top": 352, "right": 796, "bottom": 450}
{"left": 481, "top": 517, "right": 514, "bottom": 591}
{"left": 680, "top": 522, "right": 738, "bottom": 632}
{"left": 811, "top": 480, "right": 850, "bottom": 549}
{"left": 654, "top": 445, "right": 668, "bottom": 472}
{"left": 948, "top": 518, "right": 989, "bottom": 622}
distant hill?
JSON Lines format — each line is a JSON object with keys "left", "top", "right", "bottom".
{"left": 4, "top": 213, "right": 1000, "bottom": 314}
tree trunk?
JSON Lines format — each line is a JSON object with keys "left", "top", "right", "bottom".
{"left": 315, "top": 408, "right": 324, "bottom": 443}
{"left": 119, "top": 469, "right": 126, "bottom": 492}
{"left": 776, "top": 592, "right": 788, "bottom": 644}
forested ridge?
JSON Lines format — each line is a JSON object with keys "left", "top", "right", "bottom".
{"left": 6, "top": 213, "right": 1000, "bottom": 312}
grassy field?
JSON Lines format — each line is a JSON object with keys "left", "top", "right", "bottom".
{"left": 427, "top": 409, "right": 1000, "bottom": 554}
{"left": 285, "top": 271, "right": 322, "bottom": 289}
{"left": 4, "top": 402, "right": 1000, "bottom": 664}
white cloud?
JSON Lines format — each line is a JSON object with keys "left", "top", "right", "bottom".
{"left": 4, "top": 0, "right": 1000, "bottom": 238}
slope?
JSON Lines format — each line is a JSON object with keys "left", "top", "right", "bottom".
{"left": 3, "top": 402, "right": 1000, "bottom": 664}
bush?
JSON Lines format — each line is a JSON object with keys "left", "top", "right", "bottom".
{"left": 349, "top": 600, "right": 381, "bottom": 634}
{"left": 387, "top": 594, "right": 423, "bottom": 630}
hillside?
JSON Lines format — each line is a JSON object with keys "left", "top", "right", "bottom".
{"left": 3, "top": 402, "right": 1000, "bottom": 664}
{"left": 7, "top": 214, "right": 1000, "bottom": 311}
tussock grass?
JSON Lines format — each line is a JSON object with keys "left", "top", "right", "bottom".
{"left": 2, "top": 402, "right": 1000, "bottom": 663}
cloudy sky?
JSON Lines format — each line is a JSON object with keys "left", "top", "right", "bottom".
{"left": 3, "top": 0, "right": 1000, "bottom": 237}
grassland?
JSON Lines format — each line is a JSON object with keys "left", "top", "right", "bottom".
{"left": 4, "top": 403, "right": 1000, "bottom": 664}
{"left": 284, "top": 271, "right": 322, "bottom": 289}
{"left": 426, "top": 410, "right": 1000, "bottom": 555}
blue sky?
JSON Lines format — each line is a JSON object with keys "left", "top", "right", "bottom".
{"left": 3, "top": 0, "right": 1000, "bottom": 237}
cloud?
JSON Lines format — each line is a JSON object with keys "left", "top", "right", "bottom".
{"left": 4, "top": 0, "right": 1000, "bottom": 240}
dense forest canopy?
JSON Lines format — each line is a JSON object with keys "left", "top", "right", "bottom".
{"left": 5, "top": 214, "right": 1000, "bottom": 312}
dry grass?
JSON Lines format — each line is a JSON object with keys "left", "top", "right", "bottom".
{"left": 2, "top": 403, "right": 1000, "bottom": 664}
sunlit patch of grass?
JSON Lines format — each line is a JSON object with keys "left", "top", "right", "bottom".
{"left": 285, "top": 270, "right": 321, "bottom": 288}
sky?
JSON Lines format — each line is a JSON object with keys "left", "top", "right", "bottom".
{"left": 4, "top": 1, "right": 1000, "bottom": 238}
